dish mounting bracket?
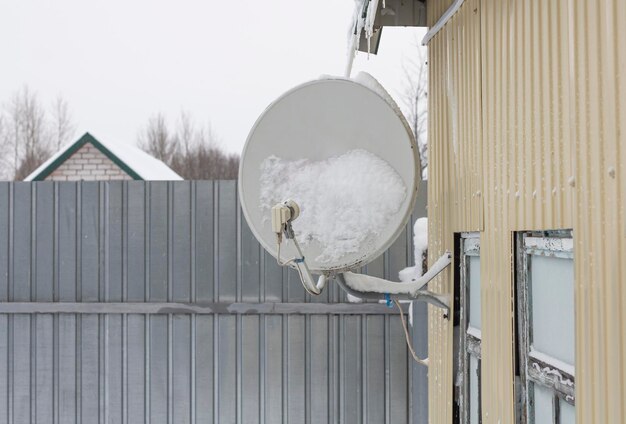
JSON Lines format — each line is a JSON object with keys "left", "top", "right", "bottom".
{"left": 334, "top": 251, "right": 452, "bottom": 319}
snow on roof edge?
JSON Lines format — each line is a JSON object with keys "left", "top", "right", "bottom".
{"left": 24, "top": 133, "right": 183, "bottom": 181}
{"left": 102, "top": 137, "right": 183, "bottom": 181}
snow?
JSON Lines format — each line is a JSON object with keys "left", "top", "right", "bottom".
{"left": 103, "top": 139, "right": 182, "bottom": 181}
{"left": 348, "top": 0, "right": 378, "bottom": 54}
{"left": 24, "top": 133, "right": 182, "bottom": 181}
{"left": 347, "top": 1, "right": 366, "bottom": 55}
{"left": 466, "top": 326, "right": 482, "bottom": 340}
{"left": 346, "top": 0, "right": 380, "bottom": 75}
{"left": 259, "top": 149, "right": 406, "bottom": 263}
{"left": 347, "top": 293, "right": 364, "bottom": 303}
{"left": 398, "top": 217, "right": 428, "bottom": 282}
{"left": 341, "top": 252, "right": 451, "bottom": 300}
{"left": 317, "top": 72, "right": 406, "bottom": 123}
{"left": 529, "top": 349, "right": 575, "bottom": 379}
{"left": 343, "top": 272, "right": 418, "bottom": 294}
{"left": 352, "top": 72, "right": 405, "bottom": 118}
{"left": 525, "top": 236, "right": 573, "bottom": 253}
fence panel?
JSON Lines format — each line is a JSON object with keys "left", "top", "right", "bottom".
{"left": 0, "top": 180, "right": 428, "bottom": 424}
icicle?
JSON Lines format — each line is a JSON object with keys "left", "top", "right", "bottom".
{"left": 365, "top": 0, "right": 380, "bottom": 57}
{"left": 345, "top": 0, "right": 364, "bottom": 77}
{"left": 345, "top": 0, "right": 379, "bottom": 75}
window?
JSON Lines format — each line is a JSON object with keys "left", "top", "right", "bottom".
{"left": 459, "top": 233, "right": 481, "bottom": 423}
{"left": 516, "top": 230, "right": 575, "bottom": 423}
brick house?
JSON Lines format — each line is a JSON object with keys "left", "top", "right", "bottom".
{"left": 24, "top": 132, "right": 182, "bottom": 181}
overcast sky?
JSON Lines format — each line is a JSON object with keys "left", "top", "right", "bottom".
{"left": 0, "top": 0, "right": 425, "bottom": 154}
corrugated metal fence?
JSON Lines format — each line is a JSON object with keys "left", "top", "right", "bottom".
{"left": 0, "top": 180, "right": 428, "bottom": 424}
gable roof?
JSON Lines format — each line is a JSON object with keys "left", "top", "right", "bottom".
{"left": 24, "top": 132, "right": 183, "bottom": 181}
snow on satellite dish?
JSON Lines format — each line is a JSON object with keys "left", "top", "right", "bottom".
{"left": 239, "top": 72, "right": 418, "bottom": 271}
{"left": 258, "top": 149, "right": 406, "bottom": 264}
{"left": 239, "top": 72, "right": 450, "bottom": 303}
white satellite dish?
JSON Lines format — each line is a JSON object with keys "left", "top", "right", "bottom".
{"left": 239, "top": 73, "right": 450, "bottom": 310}
{"left": 240, "top": 74, "right": 418, "bottom": 271}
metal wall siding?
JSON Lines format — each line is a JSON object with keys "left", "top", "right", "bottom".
{"left": 426, "top": 1, "right": 483, "bottom": 422}
{"left": 427, "top": 0, "right": 625, "bottom": 422}
{"left": 0, "top": 180, "right": 428, "bottom": 424}
{"left": 427, "top": 0, "right": 455, "bottom": 25}
{"left": 570, "top": 1, "right": 626, "bottom": 422}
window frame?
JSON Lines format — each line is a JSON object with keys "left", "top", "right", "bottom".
{"left": 516, "top": 230, "right": 575, "bottom": 424}
{"left": 459, "top": 232, "right": 481, "bottom": 424}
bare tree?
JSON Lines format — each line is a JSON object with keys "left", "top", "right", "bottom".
{"left": 139, "top": 111, "right": 239, "bottom": 180}
{"left": 13, "top": 143, "right": 51, "bottom": 180}
{"left": 138, "top": 113, "right": 176, "bottom": 164}
{"left": 0, "top": 87, "right": 69, "bottom": 180}
{"left": 5, "top": 90, "right": 24, "bottom": 172}
{"left": 51, "top": 96, "right": 76, "bottom": 149}
{"left": 171, "top": 119, "right": 239, "bottom": 180}
{"left": 401, "top": 40, "right": 428, "bottom": 178}
{"left": 0, "top": 87, "right": 76, "bottom": 180}
{"left": 0, "top": 115, "right": 10, "bottom": 180}
{"left": 175, "top": 110, "right": 195, "bottom": 157}
{"left": 19, "top": 87, "right": 47, "bottom": 157}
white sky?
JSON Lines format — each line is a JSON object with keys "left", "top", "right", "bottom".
{"left": 0, "top": 0, "right": 426, "bottom": 154}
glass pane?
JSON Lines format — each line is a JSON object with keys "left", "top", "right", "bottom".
{"left": 559, "top": 399, "right": 575, "bottom": 424}
{"left": 532, "top": 383, "right": 554, "bottom": 424}
{"left": 530, "top": 255, "right": 575, "bottom": 366}
{"left": 469, "top": 355, "right": 480, "bottom": 424}
{"left": 468, "top": 256, "right": 481, "bottom": 330}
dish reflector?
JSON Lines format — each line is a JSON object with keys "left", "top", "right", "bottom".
{"left": 239, "top": 74, "right": 419, "bottom": 273}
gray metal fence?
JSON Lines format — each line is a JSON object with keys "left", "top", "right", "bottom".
{"left": 0, "top": 180, "right": 428, "bottom": 424}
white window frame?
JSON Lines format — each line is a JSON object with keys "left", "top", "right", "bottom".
{"left": 459, "top": 232, "right": 481, "bottom": 424}
{"left": 516, "top": 230, "right": 575, "bottom": 424}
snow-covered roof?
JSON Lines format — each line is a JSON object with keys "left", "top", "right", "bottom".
{"left": 24, "top": 132, "right": 183, "bottom": 181}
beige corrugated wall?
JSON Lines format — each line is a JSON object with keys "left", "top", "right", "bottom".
{"left": 426, "top": 0, "right": 483, "bottom": 423}
{"left": 569, "top": 1, "right": 626, "bottom": 422}
{"left": 426, "top": 0, "right": 625, "bottom": 422}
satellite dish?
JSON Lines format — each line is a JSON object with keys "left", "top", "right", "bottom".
{"left": 239, "top": 73, "right": 419, "bottom": 275}
{"left": 239, "top": 72, "right": 450, "bottom": 308}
